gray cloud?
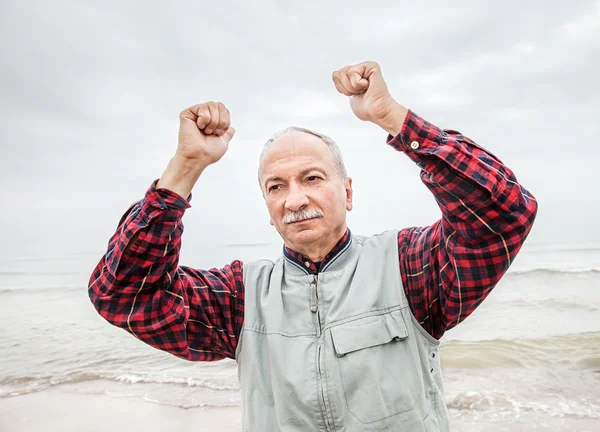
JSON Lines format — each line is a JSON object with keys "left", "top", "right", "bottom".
{"left": 1, "top": 0, "right": 599, "bottom": 261}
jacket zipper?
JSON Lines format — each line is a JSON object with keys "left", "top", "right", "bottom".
{"left": 311, "top": 275, "right": 322, "bottom": 339}
{"left": 313, "top": 275, "right": 332, "bottom": 431}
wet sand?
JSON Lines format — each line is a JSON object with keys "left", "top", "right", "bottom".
{"left": 0, "top": 384, "right": 241, "bottom": 432}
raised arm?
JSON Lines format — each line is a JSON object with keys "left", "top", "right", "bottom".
{"left": 88, "top": 102, "right": 245, "bottom": 360}
{"left": 333, "top": 62, "right": 538, "bottom": 339}
{"left": 389, "top": 112, "right": 537, "bottom": 339}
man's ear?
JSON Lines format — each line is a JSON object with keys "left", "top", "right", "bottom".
{"left": 345, "top": 177, "right": 353, "bottom": 211}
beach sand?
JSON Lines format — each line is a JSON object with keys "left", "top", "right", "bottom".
{"left": 2, "top": 383, "right": 598, "bottom": 432}
{"left": 0, "top": 383, "right": 241, "bottom": 432}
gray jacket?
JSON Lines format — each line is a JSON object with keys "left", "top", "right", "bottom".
{"left": 236, "top": 230, "right": 450, "bottom": 431}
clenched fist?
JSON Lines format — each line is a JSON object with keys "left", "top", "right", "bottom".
{"left": 332, "top": 62, "right": 407, "bottom": 135}
{"left": 177, "top": 101, "right": 235, "bottom": 167}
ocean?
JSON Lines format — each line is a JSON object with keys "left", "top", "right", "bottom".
{"left": 1, "top": 242, "right": 599, "bottom": 431}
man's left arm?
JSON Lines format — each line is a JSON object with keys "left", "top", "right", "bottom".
{"left": 388, "top": 110, "right": 538, "bottom": 339}
{"left": 332, "top": 61, "right": 538, "bottom": 340}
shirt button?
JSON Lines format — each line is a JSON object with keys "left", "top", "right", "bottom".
{"left": 305, "top": 261, "right": 311, "bottom": 268}
{"left": 410, "top": 141, "right": 420, "bottom": 150}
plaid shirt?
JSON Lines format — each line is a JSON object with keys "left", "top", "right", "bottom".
{"left": 88, "top": 110, "right": 538, "bottom": 361}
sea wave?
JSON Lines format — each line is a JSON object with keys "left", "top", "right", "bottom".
{"left": 141, "top": 396, "right": 240, "bottom": 410}
{"left": 114, "top": 373, "right": 239, "bottom": 391}
{"left": 506, "top": 267, "right": 600, "bottom": 277}
{"left": 502, "top": 297, "right": 599, "bottom": 313}
{"left": 447, "top": 390, "right": 600, "bottom": 420}
{"left": 0, "top": 285, "right": 84, "bottom": 294}
{"left": 0, "top": 270, "right": 84, "bottom": 276}
{"left": 441, "top": 331, "right": 600, "bottom": 369}
{"left": 0, "top": 371, "right": 239, "bottom": 398}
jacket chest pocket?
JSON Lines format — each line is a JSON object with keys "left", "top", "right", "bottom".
{"left": 329, "top": 310, "right": 422, "bottom": 424}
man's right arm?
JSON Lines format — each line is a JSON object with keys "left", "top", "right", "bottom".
{"left": 88, "top": 102, "right": 243, "bottom": 361}
{"left": 88, "top": 179, "right": 244, "bottom": 361}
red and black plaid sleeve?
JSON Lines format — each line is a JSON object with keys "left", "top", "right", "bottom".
{"left": 389, "top": 110, "right": 538, "bottom": 340}
{"left": 88, "top": 180, "right": 245, "bottom": 361}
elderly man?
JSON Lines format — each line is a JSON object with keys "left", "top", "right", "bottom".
{"left": 89, "top": 62, "right": 537, "bottom": 431}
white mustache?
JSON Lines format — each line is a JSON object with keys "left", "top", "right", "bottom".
{"left": 282, "top": 209, "right": 324, "bottom": 224}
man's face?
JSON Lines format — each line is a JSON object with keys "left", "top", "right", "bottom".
{"left": 259, "top": 131, "right": 353, "bottom": 251}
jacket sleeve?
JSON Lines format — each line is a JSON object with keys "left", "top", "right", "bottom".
{"left": 88, "top": 179, "right": 245, "bottom": 361}
{"left": 390, "top": 110, "right": 538, "bottom": 339}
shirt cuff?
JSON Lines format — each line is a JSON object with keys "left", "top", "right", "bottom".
{"left": 145, "top": 179, "right": 192, "bottom": 211}
{"left": 386, "top": 110, "right": 444, "bottom": 156}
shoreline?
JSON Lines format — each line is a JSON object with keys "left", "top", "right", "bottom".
{"left": 1, "top": 382, "right": 599, "bottom": 432}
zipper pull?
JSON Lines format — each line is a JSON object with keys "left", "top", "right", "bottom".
{"left": 310, "top": 276, "right": 318, "bottom": 313}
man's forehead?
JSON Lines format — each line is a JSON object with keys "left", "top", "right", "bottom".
{"left": 259, "top": 131, "right": 337, "bottom": 183}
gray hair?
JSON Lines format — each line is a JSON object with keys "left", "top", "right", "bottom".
{"left": 258, "top": 127, "right": 348, "bottom": 188}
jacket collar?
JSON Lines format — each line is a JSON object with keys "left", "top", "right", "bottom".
{"left": 283, "top": 229, "right": 352, "bottom": 275}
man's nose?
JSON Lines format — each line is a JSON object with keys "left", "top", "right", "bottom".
{"left": 284, "top": 184, "right": 310, "bottom": 212}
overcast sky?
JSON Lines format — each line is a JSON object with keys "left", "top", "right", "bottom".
{"left": 1, "top": 0, "right": 599, "bottom": 262}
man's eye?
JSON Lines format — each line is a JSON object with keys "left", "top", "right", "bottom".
{"left": 269, "top": 185, "right": 281, "bottom": 192}
{"left": 307, "top": 176, "right": 320, "bottom": 182}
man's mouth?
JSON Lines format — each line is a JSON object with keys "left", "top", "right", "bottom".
{"left": 289, "top": 216, "right": 318, "bottom": 224}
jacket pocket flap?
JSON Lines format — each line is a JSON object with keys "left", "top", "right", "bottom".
{"left": 330, "top": 311, "right": 409, "bottom": 357}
